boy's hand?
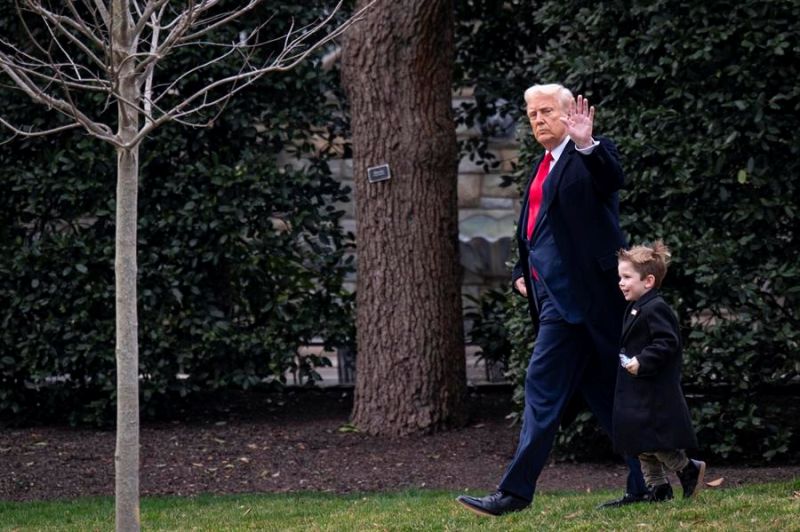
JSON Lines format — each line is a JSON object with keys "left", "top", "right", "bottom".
{"left": 625, "top": 356, "right": 640, "bottom": 375}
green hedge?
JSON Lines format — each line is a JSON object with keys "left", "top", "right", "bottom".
{"left": 457, "top": 0, "right": 799, "bottom": 462}
{"left": 0, "top": 4, "right": 354, "bottom": 426}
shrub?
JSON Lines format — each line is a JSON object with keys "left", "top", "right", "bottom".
{"left": 464, "top": 288, "right": 513, "bottom": 379}
{"left": 0, "top": 4, "right": 354, "bottom": 425}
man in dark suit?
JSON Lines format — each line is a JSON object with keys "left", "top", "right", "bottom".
{"left": 457, "top": 83, "right": 647, "bottom": 516}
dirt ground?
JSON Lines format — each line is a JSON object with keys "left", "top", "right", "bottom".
{"left": 2, "top": 388, "right": 798, "bottom": 502}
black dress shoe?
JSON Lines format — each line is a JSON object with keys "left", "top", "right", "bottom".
{"left": 596, "top": 491, "right": 650, "bottom": 509}
{"left": 676, "top": 459, "right": 706, "bottom": 498}
{"left": 456, "top": 491, "right": 530, "bottom": 517}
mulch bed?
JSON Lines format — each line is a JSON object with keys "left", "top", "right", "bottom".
{"left": 2, "top": 388, "right": 798, "bottom": 501}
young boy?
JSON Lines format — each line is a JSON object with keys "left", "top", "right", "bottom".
{"left": 612, "top": 241, "right": 705, "bottom": 502}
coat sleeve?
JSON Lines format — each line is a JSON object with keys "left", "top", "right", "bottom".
{"left": 582, "top": 137, "right": 625, "bottom": 196}
{"left": 635, "top": 302, "right": 681, "bottom": 377}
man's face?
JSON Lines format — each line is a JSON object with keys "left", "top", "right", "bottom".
{"left": 526, "top": 93, "right": 567, "bottom": 150}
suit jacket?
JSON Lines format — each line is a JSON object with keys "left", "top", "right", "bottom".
{"left": 612, "top": 289, "right": 698, "bottom": 455}
{"left": 512, "top": 137, "right": 627, "bottom": 333}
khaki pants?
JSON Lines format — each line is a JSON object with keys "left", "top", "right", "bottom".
{"left": 638, "top": 450, "right": 689, "bottom": 487}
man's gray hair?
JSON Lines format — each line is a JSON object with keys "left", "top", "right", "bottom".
{"left": 524, "top": 84, "right": 574, "bottom": 111}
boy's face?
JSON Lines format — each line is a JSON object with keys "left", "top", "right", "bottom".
{"left": 618, "top": 260, "right": 655, "bottom": 302}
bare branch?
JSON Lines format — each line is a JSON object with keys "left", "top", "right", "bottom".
{"left": 139, "top": 0, "right": 370, "bottom": 124}
{"left": 141, "top": 2, "right": 169, "bottom": 128}
{"left": 149, "top": 42, "right": 257, "bottom": 129}
{"left": 150, "top": 43, "right": 240, "bottom": 106}
{"left": 64, "top": 0, "right": 107, "bottom": 47}
{"left": 131, "top": 0, "right": 172, "bottom": 40}
{"left": 0, "top": 37, "right": 110, "bottom": 95}
{"left": 24, "top": 0, "right": 107, "bottom": 67}
{"left": 1, "top": 54, "right": 118, "bottom": 145}
{"left": 134, "top": 0, "right": 262, "bottom": 79}
{"left": 269, "top": 2, "right": 361, "bottom": 68}
{"left": 72, "top": 0, "right": 108, "bottom": 38}
{"left": 133, "top": 1, "right": 200, "bottom": 77}
{"left": 39, "top": 15, "right": 104, "bottom": 86}
{"left": 92, "top": 0, "right": 111, "bottom": 30}
{"left": 3, "top": 0, "right": 374, "bottom": 150}
{"left": 0, "top": 115, "right": 82, "bottom": 140}
{"left": 179, "top": 0, "right": 262, "bottom": 42}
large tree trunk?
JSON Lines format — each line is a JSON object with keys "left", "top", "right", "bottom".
{"left": 113, "top": 2, "right": 140, "bottom": 530}
{"left": 342, "top": 0, "right": 466, "bottom": 436}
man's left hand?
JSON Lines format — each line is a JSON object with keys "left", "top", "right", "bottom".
{"left": 561, "top": 94, "right": 594, "bottom": 149}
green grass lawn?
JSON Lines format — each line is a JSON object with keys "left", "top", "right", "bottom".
{"left": 1, "top": 481, "right": 798, "bottom": 531}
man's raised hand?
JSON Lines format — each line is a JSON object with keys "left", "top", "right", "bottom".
{"left": 561, "top": 94, "right": 595, "bottom": 149}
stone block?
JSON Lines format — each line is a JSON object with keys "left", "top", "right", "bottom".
{"left": 337, "top": 177, "right": 355, "bottom": 197}
{"left": 327, "top": 159, "right": 345, "bottom": 178}
{"left": 458, "top": 208, "right": 514, "bottom": 221}
{"left": 456, "top": 122, "right": 481, "bottom": 139}
{"left": 460, "top": 285, "right": 482, "bottom": 311}
{"left": 489, "top": 137, "right": 523, "bottom": 150}
{"left": 497, "top": 148, "right": 522, "bottom": 172}
{"left": 340, "top": 218, "right": 357, "bottom": 236}
{"left": 479, "top": 197, "right": 515, "bottom": 210}
{"left": 328, "top": 158, "right": 354, "bottom": 180}
{"left": 458, "top": 155, "right": 488, "bottom": 174}
{"left": 458, "top": 173, "right": 482, "bottom": 208}
{"left": 481, "top": 174, "right": 518, "bottom": 199}
{"left": 276, "top": 151, "right": 307, "bottom": 172}
{"left": 341, "top": 158, "right": 354, "bottom": 179}
{"left": 335, "top": 197, "right": 355, "bottom": 220}
{"left": 460, "top": 212, "right": 512, "bottom": 240}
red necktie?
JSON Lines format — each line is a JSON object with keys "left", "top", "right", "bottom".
{"left": 525, "top": 151, "right": 553, "bottom": 240}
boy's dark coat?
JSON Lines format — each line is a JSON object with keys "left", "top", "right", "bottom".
{"left": 612, "top": 289, "right": 698, "bottom": 455}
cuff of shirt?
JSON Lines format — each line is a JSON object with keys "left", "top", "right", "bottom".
{"left": 575, "top": 138, "right": 599, "bottom": 154}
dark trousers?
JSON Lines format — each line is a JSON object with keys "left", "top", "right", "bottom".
{"left": 498, "top": 279, "right": 645, "bottom": 502}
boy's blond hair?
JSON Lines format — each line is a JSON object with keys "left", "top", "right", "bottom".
{"left": 617, "top": 240, "right": 672, "bottom": 288}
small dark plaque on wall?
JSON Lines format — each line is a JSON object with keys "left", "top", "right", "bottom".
{"left": 367, "top": 164, "right": 391, "bottom": 183}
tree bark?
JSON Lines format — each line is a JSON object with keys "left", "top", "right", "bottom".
{"left": 115, "top": 146, "right": 140, "bottom": 532}
{"left": 342, "top": 0, "right": 466, "bottom": 436}
{"left": 113, "top": 2, "right": 140, "bottom": 530}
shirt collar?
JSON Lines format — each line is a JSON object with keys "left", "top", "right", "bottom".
{"left": 548, "top": 136, "right": 570, "bottom": 162}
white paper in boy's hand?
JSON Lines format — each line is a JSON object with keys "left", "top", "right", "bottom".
{"left": 619, "top": 353, "right": 632, "bottom": 367}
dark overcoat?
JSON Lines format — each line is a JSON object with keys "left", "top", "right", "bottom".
{"left": 612, "top": 289, "right": 698, "bottom": 455}
{"left": 510, "top": 138, "right": 628, "bottom": 428}
{"left": 511, "top": 138, "right": 628, "bottom": 428}
{"left": 512, "top": 137, "right": 627, "bottom": 332}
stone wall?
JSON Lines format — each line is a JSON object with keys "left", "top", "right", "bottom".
{"left": 278, "top": 88, "right": 523, "bottom": 307}
{"left": 278, "top": 89, "right": 524, "bottom": 383}
{"left": 453, "top": 88, "right": 521, "bottom": 302}
{"left": 326, "top": 88, "right": 522, "bottom": 305}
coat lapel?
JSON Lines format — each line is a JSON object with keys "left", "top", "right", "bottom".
{"left": 620, "top": 289, "right": 660, "bottom": 345}
{"left": 528, "top": 140, "right": 574, "bottom": 242}
{"left": 539, "top": 140, "right": 573, "bottom": 216}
